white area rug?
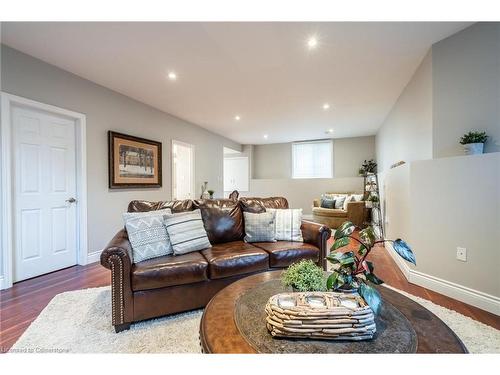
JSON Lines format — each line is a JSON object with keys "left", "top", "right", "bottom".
{"left": 10, "top": 286, "right": 500, "bottom": 353}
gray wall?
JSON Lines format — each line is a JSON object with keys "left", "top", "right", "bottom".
{"left": 432, "top": 22, "right": 500, "bottom": 158}
{"left": 376, "top": 51, "right": 433, "bottom": 172}
{"left": 253, "top": 136, "right": 376, "bottom": 179}
{"left": 375, "top": 23, "right": 500, "bottom": 308}
{"left": 0, "top": 45, "right": 241, "bottom": 263}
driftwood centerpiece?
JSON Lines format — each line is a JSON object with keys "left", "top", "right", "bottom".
{"left": 265, "top": 291, "right": 376, "bottom": 341}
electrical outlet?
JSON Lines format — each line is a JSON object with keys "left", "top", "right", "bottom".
{"left": 456, "top": 247, "right": 467, "bottom": 262}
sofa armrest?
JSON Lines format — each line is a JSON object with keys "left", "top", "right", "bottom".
{"left": 313, "top": 199, "right": 321, "bottom": 208}
{"left": 100, "top": 228, "right": 134, "bottom": 328}
{"left": 301, "top": 220, "right": 332, "bottom": 270}
{"left": 346, "top": 201, "right": 365, "bottom": 227}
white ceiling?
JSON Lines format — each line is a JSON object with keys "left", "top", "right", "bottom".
{"left": 2, "top": 22, "right": 471, "bottom": 144}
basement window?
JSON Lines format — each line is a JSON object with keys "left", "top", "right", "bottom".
{"left": 292, "top": 140, "right": 333, "bottom": 179}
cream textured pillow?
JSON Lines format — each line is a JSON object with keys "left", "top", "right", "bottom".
{"left": 123, "top": 208, "right": 173, "bottom": 263}
{"left": 268, "top": 208, "right": 303, "bottom": 242}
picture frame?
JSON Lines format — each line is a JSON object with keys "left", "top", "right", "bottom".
{"left": 108, "top": 131, "right": 162, "bottom": 189}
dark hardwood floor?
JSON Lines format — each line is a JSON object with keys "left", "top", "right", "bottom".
{"left": 1, "top": 240, "right": 499, "bottom": 353}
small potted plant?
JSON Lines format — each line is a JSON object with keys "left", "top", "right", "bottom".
{"left": 327, "top": 221, "right": 415, "bottom": 313}
{"left": 460, "top": 131, "right": 488, "bottom": 155}
{"left": 360, "top": 159, "right": 377, "bottom": 176}
{"left": 281, "top": 260, "right": 326, "bottom": 292}
{"left": 207, "top": 189, "right": 215, "bottom": 199}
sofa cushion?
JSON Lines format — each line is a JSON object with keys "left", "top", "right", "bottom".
{"left": 252, "top": 241, "right": 319, "bottom": 268}
{"left": 131, "top": 251, "right": 208, "bottom": 291}
{"left": 201, "top": 241, "right": 269, "bottom": 279}
{"left": 239, "top": 197, "right": 289, "bottom": 213}
{"left": 128, "top": 199, "right": 194, "bottom": 213}
{"left": 193, "top": 199, "right": 244, "bottom": 244}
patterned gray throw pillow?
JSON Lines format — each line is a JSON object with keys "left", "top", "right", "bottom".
{"left": 243, "top": 211, "right": 277, "bottom": 243}
{"left": 123, "top": 208, "right": 173, "bottom": 263}
{"left": 268, "top": 208, "right": 304, "bottom": 242}
{"left": 163, "top": 209, "right": 212, "bottom": 255}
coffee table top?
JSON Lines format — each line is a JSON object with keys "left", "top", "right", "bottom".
{"left": 199, "top": 271, "right": 467, "bottom": 354}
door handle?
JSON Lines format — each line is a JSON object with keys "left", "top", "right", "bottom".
{"left": 66, "top": 197, "right": 77, "bottom": 204}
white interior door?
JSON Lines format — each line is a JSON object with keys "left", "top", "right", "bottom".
{"left": 12, "top": 106, "right": 78, "bottom": 282}
{"left": 172, "top": 141, "right": 194, "bottom": 200}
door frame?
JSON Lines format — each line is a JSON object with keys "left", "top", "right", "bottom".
{"left": 0, "top": 92, "right": 88, "bottom": 290}
{"left": 171, "top": 139, "right": 195, "bottom": 200}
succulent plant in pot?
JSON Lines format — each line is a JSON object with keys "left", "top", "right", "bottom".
{"left": 281, "top": 260, "right": 326, "bottom": 292}
{"left": 207, "top": 189, "right": 215, "bottom": 199}
{"left": 327, "top": 221, "right": 416, "bottom": 313}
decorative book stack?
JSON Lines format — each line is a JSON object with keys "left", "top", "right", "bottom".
{"left": 265, "top": 291, "right": 376, "bottom": 341}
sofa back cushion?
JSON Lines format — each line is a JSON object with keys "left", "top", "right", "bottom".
{"left": 239, "top": 197, "right": 289, "bottom": 213}
{"left": 193, "top": 199, "right": 244, "bottom": 244}
{"left": 128, "top": 199, "right": 194, "bottom": 213}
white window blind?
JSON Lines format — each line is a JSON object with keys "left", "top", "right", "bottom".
{"left": 292, "top": 140, "right": 333, "bottom": 179}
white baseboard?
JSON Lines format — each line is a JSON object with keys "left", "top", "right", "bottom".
{"left": 386, "top": 244, "right": 500, "bottom": 316}
{"left": 86, "top": 251, "right": 101, "bottom": 265}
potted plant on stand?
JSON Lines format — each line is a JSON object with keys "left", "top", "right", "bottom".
{"left": 359, "top": 159, "right": 377, "bottom": 176}
{"left": 460, "top": 131, "right": 488, "bottom": 155}
{"left": 326, "top": 221, "right": 416, "bottom": 313}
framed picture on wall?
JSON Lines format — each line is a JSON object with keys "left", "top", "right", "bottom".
{"left": 108, "top": 131, "right": 162, "bottom": 189}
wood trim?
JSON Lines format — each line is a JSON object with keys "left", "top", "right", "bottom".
{"left": 108, "top": 131, "right": 162, "bottom": 189}
{"left": 386, "top": 242, "right": 500, "bottom": 315}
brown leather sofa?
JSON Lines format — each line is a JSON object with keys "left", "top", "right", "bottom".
{"left": 100, "top": 196, "right": 331, "bottom": 332}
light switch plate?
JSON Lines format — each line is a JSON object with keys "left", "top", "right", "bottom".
{"left": 456, "top": 247, "right": 467, "bottom": 262}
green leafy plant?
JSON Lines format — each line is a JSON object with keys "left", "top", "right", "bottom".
{"left": 281, "top": 260, "right": 326, "bottom": 292}
{"left": 359, "top": 159, "right": 377, "bottom": 175}
{"left": 460, "top": 131, "right": 488, "bottom": 145}
{"left": 207, "top": 189, "right": 215, "bottom": 198}
{"left": 327, "top": 221, "right": 416, "bottom": 314}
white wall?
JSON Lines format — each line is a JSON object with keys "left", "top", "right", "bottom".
{"left": 0, "top": 45, "right": 241, "bottom": 271}
{"left": 376, "top": 51, "right": 433, "bottom": 173}
{"left": 432, "top": 23, "right": 500, "bottom": 158}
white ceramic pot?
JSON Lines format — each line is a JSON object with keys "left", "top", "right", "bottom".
{"left": 463, "top": 143, "right": 484, "bottom": 155}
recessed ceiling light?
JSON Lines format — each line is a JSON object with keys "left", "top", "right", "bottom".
{"left": 323, "top": 103, "right": 330, "bottom": 110}
{"left": 167, "top": 72, "right": 177, "bottom": 81}
{"left": 263, "top": 134, "right": 268, "bottom": 139}
{"left": 307, "top": 36, "right": 318, "bottom": 49}
{"left": 234, "top": 115, "right": 241, "bottom": 121}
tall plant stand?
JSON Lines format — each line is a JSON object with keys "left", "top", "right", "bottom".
{"left": 363, "top": 173, "right": 384, "bottom": 239}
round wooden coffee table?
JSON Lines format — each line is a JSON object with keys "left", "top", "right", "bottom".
{"left": 199, "top": 271, "right": 467, "bottom": 353}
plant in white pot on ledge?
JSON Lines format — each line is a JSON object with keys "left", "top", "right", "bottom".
{"left": 460, "top": 131, "right": 488, "bottom": 155}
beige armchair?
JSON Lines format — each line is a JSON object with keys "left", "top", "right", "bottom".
{"left": 312, "top": 195, "right": 366, "bottom": 229}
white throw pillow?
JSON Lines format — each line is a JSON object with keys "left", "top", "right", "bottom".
{"left": 334, "top": 196, "right": 346, "bottom": 209}
{"left": 268, "top": 208, "right": 304, "bottom": 242}
{"left": 163, "top": 209, "right": 212, "bottom": 255}
{"left": 123, "top": 208, "right": 173, "bottom": 263}
{"left": 343, "top": 194, "right": 364, "bottom": 210}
